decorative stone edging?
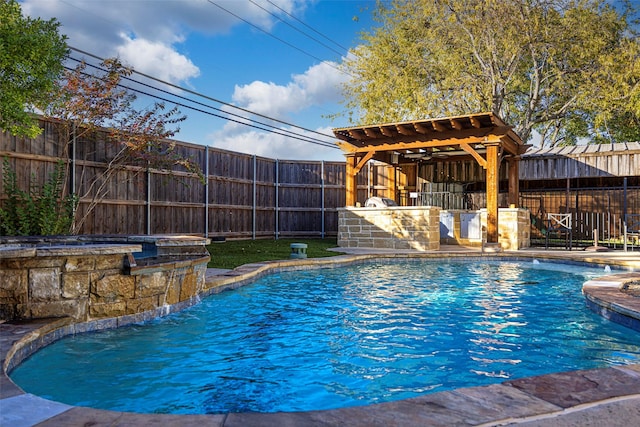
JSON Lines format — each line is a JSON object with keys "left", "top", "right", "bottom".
{"left": 583, "top": 273, "right": 640, "bottom": 332}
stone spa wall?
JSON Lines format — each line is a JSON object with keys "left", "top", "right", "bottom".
{"left": 0, "top": 236, "right": 210, "bottom": 322}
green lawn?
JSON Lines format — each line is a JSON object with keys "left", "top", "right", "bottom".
{"left": 206, "top": 238, "right": 343, "bottom": 269}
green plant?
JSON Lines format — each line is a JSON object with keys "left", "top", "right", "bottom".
{"left": 0, "top": 157, "right": 77, "bottom": 235}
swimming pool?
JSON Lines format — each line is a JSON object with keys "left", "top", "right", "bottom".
{"left": 10, "top": 259, "right": 640, "bottom": 414}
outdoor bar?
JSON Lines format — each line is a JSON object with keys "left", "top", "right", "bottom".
{"left": 334, "top": 113, "right": 530, "bottom": 251}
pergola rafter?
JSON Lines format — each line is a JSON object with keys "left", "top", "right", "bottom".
{"left": 333, "top": 112, "right": 527, "bottom": 245}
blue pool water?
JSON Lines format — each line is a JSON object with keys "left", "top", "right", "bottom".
{"left": 10, "top": 259, "right": 640, "bottom": 414}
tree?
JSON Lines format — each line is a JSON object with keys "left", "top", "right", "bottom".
{"left": 45, "top": 58, "right": 201, "bottom": 233}
{"left": 0, "top": 0, "right": 67, "bottom": 137}
{"left": 340, "top": 0, "right": 640, "bottom": 147}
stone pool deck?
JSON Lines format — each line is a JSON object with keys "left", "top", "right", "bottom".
{"left": 2, "top": 246, "right": 640, "bottom": 426}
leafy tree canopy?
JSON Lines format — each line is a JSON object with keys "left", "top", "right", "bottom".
{"left": 340, "top": 0, "right": 640, "bottom": 147}
{"left": 45, "top": 58, "right": 200, "bottom": 233}
{"left": 0, "top": 0, "right": 67, "bottom": 137}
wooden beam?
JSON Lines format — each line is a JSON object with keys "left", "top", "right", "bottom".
{"left": 387, "top": 165, "right": 397, "bottom": 200}
{"left": 380, "top": 126, "right": 394, "bottom": 137}
{"left": 396, "top": 124, "right": 414, "bottom": 136}
{"left": 470, "top": 116, "right": 482, "bottom": 128}
{"left": 364, "top": 128, "right": 379, "bottom": 138}
{"left": 450, "top": 119, "right": 464, "bottom": 130}
{"left": 337, "top": 129, "right": 510, "bottom": 154}
{"left": 354, "top": 151, "right": 375, "bottom": 174}
{"left": 459, "top": 142, "right": 487, "bottom": 169}
{"left": 498, "top": 135, "right": 522, "bottom": 156}
{"left": 348, "top": 129, "right": 366, "bottom": 140}
{"left": 413, "top": 122, "right": 429, "bottom": 134}
{"left": 337, "top": 126, "right": 515, "bottom": 148}
{"left": 432, "top": 121, "right": 448, "bottom": 132}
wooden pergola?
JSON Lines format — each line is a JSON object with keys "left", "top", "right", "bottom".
{"left": 333, "top": 112, "right": 527, "bottom": 245}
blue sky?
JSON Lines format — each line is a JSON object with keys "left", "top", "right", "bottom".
{"left": 21, "top": 0, "right": 378, "bottom": 161}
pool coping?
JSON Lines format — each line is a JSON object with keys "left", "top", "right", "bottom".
{"left": 2, "top": 248, "right": 640, "bottom": 426}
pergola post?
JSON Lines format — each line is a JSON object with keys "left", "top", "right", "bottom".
{"left": 387, "top": 165, "right": 396, "bottom": 200}
{"left": 507, "top": 155, "right": 520, "bottom": 207}
{"left": 345, "top": 154, "right": 357, "bottom": 207}
{"left": 486, "top": 143, "right": 500, "bottom": 244}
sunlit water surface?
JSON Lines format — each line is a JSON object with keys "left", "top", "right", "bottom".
{"left": 11, "top": 260, "right": 640, "bottom": 414}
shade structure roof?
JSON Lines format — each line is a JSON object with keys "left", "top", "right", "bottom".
{"left": 333, "top": 112, "right": 527, "bottom": 163}
{"left": 334, "top": 113, "right": 526, "bottom": 246}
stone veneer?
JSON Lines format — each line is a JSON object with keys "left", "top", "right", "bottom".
{"left": 337, "top": 206, "right": 441, "bottom": 251}
{"left": 0, "top": 236, "right": 210, "bottom": 322}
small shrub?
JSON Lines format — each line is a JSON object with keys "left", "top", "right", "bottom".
{"left": 0, "top": 157, "right": 77, "bottom": 236}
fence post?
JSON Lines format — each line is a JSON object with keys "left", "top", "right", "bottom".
{"left": 146, "top": 167, "right": 151, "bottom": 235}
{"left": 624, "top": 222, "right": 628, "bottom": 252}
{"left": 623, "top": 177, "right": 628, "bottom": 221}
{"left": 71, "top": 124, "right": 76, "bottom": 197}
{"left": 204, "top": 146, "right": 209, "bottom": 238}
{"left": 252, "top": 154, "right": 257, "bottom": 240}
{"left": 275, "top": 159, "right": 279, "bottom": 240}
{"left": 321, "top": 160, "right": 325, "bottom": 239}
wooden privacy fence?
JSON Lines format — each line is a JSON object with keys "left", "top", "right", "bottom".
{"left": 1, "top": 119, "right": 638, "bottom": 240}
{"left": 0, "top": 120, "right": 347, "bottom": 238}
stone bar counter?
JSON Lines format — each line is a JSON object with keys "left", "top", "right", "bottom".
{"left": 337, "top": 206, "right": 441, "bottom": 251}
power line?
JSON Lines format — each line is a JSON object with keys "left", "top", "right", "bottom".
{"left": 64, "top": 53, "right": 339, "bottom": 149}
{"left": 205, "top": 0, "right": 351, "bottom": 78}
{"left": 248, "top": 0, "right": 348, "bottom": 59}
{"left": 263, "top": 0, "right": 352, "bottom": 55}
{"left": 66, "top": 59, "right": 338, "bottom": 149}
{"left": 68, "top": 46, "right": 336, "bottom": 144}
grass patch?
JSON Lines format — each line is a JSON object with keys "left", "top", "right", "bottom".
{"left": 206, "top": 238, "right": 343, "bottom": 269}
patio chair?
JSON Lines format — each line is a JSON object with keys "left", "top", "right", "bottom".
{"left": 545, "top": 213, "right": 572, "bottom": 250}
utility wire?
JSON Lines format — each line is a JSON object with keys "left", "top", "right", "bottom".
{"left": 63, "top": 64, "right": 338, "bottom": 149}
{"left": 64, "top": 56, "right": 339, "bottom": 149}
{"left": 69, "top": 46, "right": 336, "bottom": 143}
{"left": 263, "top": 0, "right": 352, "bottom": 54}
{"left": 205, "top": 0, "right": 352, "bottom": 77}
{"left": 66, "top": 58, "right": 338, "bottom": 149}
{"left": 248, "top": 0, "right": 347, "bottom": 59}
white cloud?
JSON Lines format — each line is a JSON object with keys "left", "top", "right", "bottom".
{"left": 231, "top": 61, "right": 348, "bottom": 119}
{"left": 116, "top": 35, "right": 200, "bottom": 84}
{"left": 206, "top": 61, "right": 349, "bottom": 160}
{"left": 209, "top": 121, "right": 343, "bottom": 161}
{"left": 20, "top": 0, "right": 304, "bottom": 85}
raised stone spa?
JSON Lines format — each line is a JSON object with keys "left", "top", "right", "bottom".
{"left": 0, "top": 235, "right": 210, "bottom": 322}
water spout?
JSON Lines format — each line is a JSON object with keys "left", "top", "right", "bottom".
{"left": 604, "top": 265, "right": 611, "bottom": 273}
{"left": 533, "top": 259, "right": 540, "bottom": 265}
